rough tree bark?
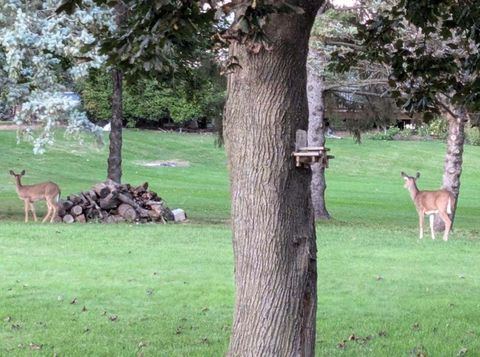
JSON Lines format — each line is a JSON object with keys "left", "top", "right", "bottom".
{"left": 107, "top": 68, "right": 123, "bottom": 183}
{"left": 433, "top": 106, "right": 467, "bottom": 232}
{"left": 107, "top": 3, "right": 127, "bottom": 184}
{"left": 307, "top": 68, "right": 330, "bottom": 220}
{"left": 224, "top": 2, "right": 323, "bottom": 356}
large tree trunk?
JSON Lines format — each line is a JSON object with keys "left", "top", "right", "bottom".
{"left": 224, "top": 3, "right": 322, "bottom": 356}
{"left": 307, "top": 68, "right": 330, "bottom": 220}
{"left": 107, "top": 68, "right": 123, "bottom": 183}
{"left": 434, "top": 106, "right": 467, "bottom": 232}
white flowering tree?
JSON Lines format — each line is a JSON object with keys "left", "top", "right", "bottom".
{"left": 0, "top": 0, "right": 114, "bottom": 153}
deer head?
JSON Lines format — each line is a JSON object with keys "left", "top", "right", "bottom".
{"left": 401, "top": 171, "right": 420, "bottom": 190}
{"left": 9, "top": 169, "right": 26, "bottom": 179}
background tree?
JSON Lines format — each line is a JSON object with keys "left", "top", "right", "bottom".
{"left": 307, "top": 48, "right": 331, "bottom": 219}
{"left": 0, "top": 0, "right": 113, "bottom": 153}
{"left": 107, "top": 2, "right": 128, "bottom": 183}
{"left": 78, "top": 58, "right": 225, "bottom": 128}
{"left": 313, "top": 2, "right": 394, "bottom": 143}
{"left": 307, "top": 1, "right": 393, "bottom": 219}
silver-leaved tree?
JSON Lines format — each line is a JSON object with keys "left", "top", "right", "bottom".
{"left": 0, "top": 0, "right": 114, "bottom": 153}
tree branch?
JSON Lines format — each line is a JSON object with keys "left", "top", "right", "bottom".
{"left": 324, "top": 39, "right": 364, "bottom": 51}
{"left": 327, "top": 89, "right": 388, "bottom": 97}
{"left": 324, "top": 79, "right": 388, "bottom": 90}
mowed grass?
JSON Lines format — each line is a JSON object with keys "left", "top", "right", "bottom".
{"left": 0, "top": 128, "right": 479, "bottom": 356}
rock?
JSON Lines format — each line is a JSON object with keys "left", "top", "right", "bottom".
{"left": 171, "top": 208, "right": 187, "bottom": 222}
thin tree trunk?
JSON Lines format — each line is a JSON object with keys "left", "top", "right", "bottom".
{"left": 433, "top": 106, "right": 467, "bottom": 232}
{"left": 107, "top": 3, "right": 128, "bottom": 184}
{"left": 307, "top": 68, "right": 330, "bottom": 220}
{"left": 224, "top": 3, "right": 322, "bottom": 355}
{"left": 107, "top": 68, "right": 123, "bottom": 183}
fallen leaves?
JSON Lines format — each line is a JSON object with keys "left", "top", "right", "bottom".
{"left": 109, "top": 314, "right": 118, "bottom": 322}
{"left": 29, "top": 343, "right": 42, "bottom": 351}
{"left": 336, "top": 331, "right": 383, "bottom": 350}
{"left": 409, "top": 345, "right": 427, "bottom": 356}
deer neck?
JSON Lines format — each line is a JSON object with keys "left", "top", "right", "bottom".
{"left": 14, "top": 177, "right": 24, "bottom": 193}
{"left": 408, "top": 183, "right": 419, "bottom": 202}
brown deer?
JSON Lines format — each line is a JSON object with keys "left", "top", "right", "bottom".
{"left": 9, "top": 170, "right": 61, "bottom": 223}
{"left": 401, "top": 172, "right": 455, "bottom": 241}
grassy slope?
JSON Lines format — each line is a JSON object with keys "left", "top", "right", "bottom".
{"left": 0, "top": 129, "right": 479, "bottom": 356}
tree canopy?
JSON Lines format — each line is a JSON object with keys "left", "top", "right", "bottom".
{"left": 78, "top": 59, "right": 225, "bottom": 126}
{"left": 0, "top": 0, "right": 115, "bottom": 153}
{"left": 332, "top": 0, "right": 480, "bottom": 117}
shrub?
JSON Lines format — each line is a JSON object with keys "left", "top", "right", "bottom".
{"left": 396, "top": 128, "right": 415, "bottom": 139}
{"left": 416, "top": 124, "right": 430, "bottom": 138}
{"left": 465, "top": 125, "right": 480, "bottom": 146}
{"left": 369, "top": 127, "right": 400, "bottom": 140}
{"left": 428, "top": 118, "right": 448, "bottom": 139}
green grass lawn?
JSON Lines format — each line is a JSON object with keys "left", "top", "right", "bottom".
{"left": 0, "top": 129, "right": 479, "bottom": 356}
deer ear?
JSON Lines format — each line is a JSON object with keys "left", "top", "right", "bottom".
{"left": 21, "top": 170, "right": 25, "bottom": 175}
{"left": 415, "top": 172, "right": 420, "bottom": 179}
{"left": 9, "top": 170, "right": 14, "bottom": 176}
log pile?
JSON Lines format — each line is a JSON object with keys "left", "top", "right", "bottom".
{"left": 58, "top": 180, "right": 174, "bottom": 224}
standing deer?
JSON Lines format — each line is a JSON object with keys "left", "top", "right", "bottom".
{"left": 401, "top": 171, "right": 455, "bottom": 241}
{"left": 9, "top": 170, "right": 61, "bottom": 223}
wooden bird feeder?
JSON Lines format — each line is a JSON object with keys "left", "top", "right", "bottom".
{"left": 293, "top": 130, "right": 334, "bottom": 169}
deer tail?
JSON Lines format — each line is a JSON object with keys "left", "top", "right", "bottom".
{"left": 447, "top": 195, "right": 454, "bottom": 215}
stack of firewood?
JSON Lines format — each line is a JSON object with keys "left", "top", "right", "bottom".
{"left": 58, "top": 180, "right": 174, "bottom": 224}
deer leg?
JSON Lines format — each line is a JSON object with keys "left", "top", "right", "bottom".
{"left": 418, "top": 213, "right": 424, "bottom": 239}
{"left": 30, "top": 202, "right": 38, "bottom": 222}
{"left": 439, "top": 211, "right": 452, "bottom": 241}
{"left": 42, "top": 202, "right": 52, "bottom": 223}
{"left": 429, "top": 215, "right": 435, "bottom": 240}
{"left": 23, "top": 200, "right": 29, "bottom": 222}
{"left": 51, "top": 201, "right": 58, "bottom": 223}
{"left": 46, "top": 199, "right": 57, "bottom": 223}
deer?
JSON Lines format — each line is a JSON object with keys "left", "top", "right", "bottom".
{"left": 401, "top": 171, "right": 455, "bottom": 241}
{"left": 9, "top": 170, "right": 61, "bottom": 223}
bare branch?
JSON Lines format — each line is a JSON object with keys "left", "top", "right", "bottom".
{"left": 324, "top": 39, "right": 364, "bottom": 51}
{"left": 328, "top": 89, "right": 387, "bottom": 97}
{"left": 325, "top": 79, "right": 388, "bottom": 90}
